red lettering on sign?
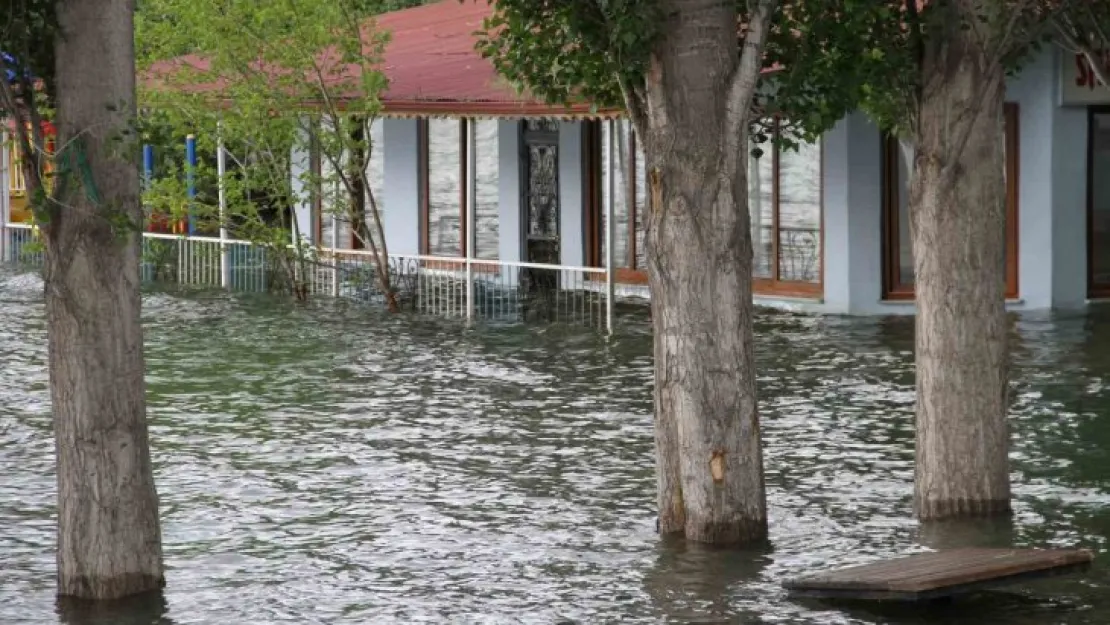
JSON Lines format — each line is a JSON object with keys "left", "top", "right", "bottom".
{"left": 1076, "top": 51, "right": 1110, "bottom": 90}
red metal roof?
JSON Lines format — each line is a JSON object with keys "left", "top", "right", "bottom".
{"left": 144, "top": 0, "right": 616, "bottom": 118}
{"left": 375, "top": 0, "right": 603, "bottom": 116}
{"left": 144, "top": 0, "right": 785, "bottom": 118}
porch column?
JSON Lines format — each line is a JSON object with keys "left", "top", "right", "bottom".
{"left": 558, "top": 121, "right": 584, "bottom": 268}
{"left": 820, "top": 112, "right": 884, "bottom": 314}
{"left": 497, "top": 119, "right": 522, "bottom": 264}
{"left": 1, "top": 128, "right": 8, "bottom": 262}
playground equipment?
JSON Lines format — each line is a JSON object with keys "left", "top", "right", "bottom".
{"left": 142, "top": 135, "right": 196, "bottom": 234}
{"left": 6, "top": 118, "right": 55, "bottom": 224}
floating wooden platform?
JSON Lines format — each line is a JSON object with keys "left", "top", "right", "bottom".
{"left": 784, "top": 548, "right": 1094, "bottom": 601}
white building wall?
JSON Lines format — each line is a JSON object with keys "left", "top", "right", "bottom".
{"left": 312, "top": 44, "right": 1087, "bottom": 318}
{"left": 816, "top": 46, "right": 1086, "bottom": 316}
{"left": 1007, "top": 47, "right": 1089, "bottom": 310}
{"left": 558, "top": 122, "right": 584, "bottom": 268}
{"left": 497, "top": 120, "right": 522, "bottom": 263}
{"left": 820, "top": 112, "right": 884, "bottom": 315}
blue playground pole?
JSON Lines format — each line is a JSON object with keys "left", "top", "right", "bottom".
{"left": 186, "top": 134, "right": 197, "bottom": 235}
{"left": 142, "top": 144, "right": 154, "bottom": 234}
{"left": 142, "top": 144, "right": 153, "bottom": 188}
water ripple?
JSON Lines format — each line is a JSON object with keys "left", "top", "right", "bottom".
{"left": 1, "top": 267, "right": 1110, "bottom": 624}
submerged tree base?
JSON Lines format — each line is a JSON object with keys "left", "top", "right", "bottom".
{"left": 916, "top": 497, "right": 1012, "bottom": 522}
{"left": 683, "top": 518, "right": 769, "bottom": 546}
{"left": 59, "top": 575, "right": 166, "bottom": 602}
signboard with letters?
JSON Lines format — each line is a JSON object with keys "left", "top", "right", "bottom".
{"left": 1061, "top": 49, "right": 1110, "bottom": 106}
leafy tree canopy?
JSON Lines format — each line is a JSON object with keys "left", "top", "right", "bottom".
{"left": 476, "top": 0, "right": 1104, "bottom": 144}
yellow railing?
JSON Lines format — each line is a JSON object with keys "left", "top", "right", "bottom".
{"left": 7, "top": 126, "right": 54, "bottom": 224}
{"left": 8, "top": 138, "right": 25, "bottom": 196}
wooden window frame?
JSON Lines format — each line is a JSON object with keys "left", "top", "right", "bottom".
{"left": 1088, "top": 105, "right": 1110, "bottom": 299}
{"left": 418, "top": 117, "right": 468, "bottom": 258}
{"left": 581, "top": 120, "right": 651, "bottom": 286}
{"left": 311, "top": 128, "right": 324, "bottom": 245}
{"left": 881, "top": 102, "right": 1020, "bottom": 300}
{"left": 751, "top": 118, "right": 825, "bottom": 297}
{"left": 415, "top": 117, "right": 501, "bottom": 273}
{"left": 582, "top": 119, "right": 825, "bottom": 296}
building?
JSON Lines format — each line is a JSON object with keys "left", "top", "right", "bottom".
{"left": 5, "top": 0, "right": 1109, "bottom": 318}
{"left": 280, "top": 0, "right": 1109, "bottom": 315}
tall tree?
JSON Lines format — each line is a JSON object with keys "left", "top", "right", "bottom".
{"left": 481, "top": 0, "right": 1110, "bottom": 531}
{"left": 481, "top": 0, "right": 780, "bottom": 544}
{"left": 904, "top": 2, "right": 1012, "bottom": 520}
{"left": 50, "top": 0, "right": 164, "bottom": 598}
{"left": 0, "top": 0, "right": 164, "bottom": 598}
{"left": 770, "top": 0, "right": 1110, "bottom": 520}
{"left": 138, "top": 0, "right": 399, "bottom": 307}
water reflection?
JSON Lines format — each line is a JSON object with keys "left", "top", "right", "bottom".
{"left": 642, "top": 541, "right": 771, "bottom": 623}
{"left": 1, "top": 267, "right": 1110, "bottom": 623}
{"left": 913, "top": 517, "right": 1016, "bottom": 551}
{"left": 56, "top": 591, "right": 173, "bottom": 625}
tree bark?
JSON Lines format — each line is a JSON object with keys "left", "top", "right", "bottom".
{"left": 909, "top": 7, "right": 1011, "bottom": 521}
{"left": 47, "top": 0, "right": 165, "bottom": 599}
{"left": 348, "top": 115, "right": 372, "bottom": 249}
{"left": 642, "top": 0, "right": 771, "bottom": 545}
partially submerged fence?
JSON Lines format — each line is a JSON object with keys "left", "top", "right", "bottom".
{"left": 0, "top": 223, "right": 615, "bottom": 332}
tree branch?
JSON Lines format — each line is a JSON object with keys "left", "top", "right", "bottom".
{"left": 724, "top": 0, "right": 778, "bottom": 175}
{"left": 616, "top": 74, "right": 647, "bottom": 141}
{"left": 1049, "top": 0, "right": 1110, "bottom": 88}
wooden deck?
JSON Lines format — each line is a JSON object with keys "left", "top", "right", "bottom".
{"left": 783, "top": 548, "right": 1094, "bottom": 601}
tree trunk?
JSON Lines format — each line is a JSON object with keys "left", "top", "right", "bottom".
{"left": 348, "top": 115, "right": 372, "bottom": 249}
{"left": 47, "top": 0, "right": 165, "bottom": 599}
{"left": 642, "top": 0, "right": 769, "bottom": 545}
{"left": 910, "top": 9, "right": 1011, "bottom": 521}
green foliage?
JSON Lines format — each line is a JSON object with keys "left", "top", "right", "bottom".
{"left": 0, "top": 0, "right": 59, "bottom": 220}
{"left": 476, "top": 0, "right": 1098, "bottom": 146}
{"left": 0, "top": 0, "right": 58, "bottom": 99}
{"left": 137, "top": 0, "right": 406, "bottom": 299}
{"left": 474, "top": 0, "right": 659, "bottom": 110}
{"left": 474, "top": 0, "right": 878, "bottom": 146}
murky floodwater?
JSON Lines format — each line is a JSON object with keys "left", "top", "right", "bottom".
{"left": 2, "top": 266, "right": 1110, "bottom": 624}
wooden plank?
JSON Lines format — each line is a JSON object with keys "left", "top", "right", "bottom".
{"left": 784, "top": 548, "right": 1094, "bottom": 601}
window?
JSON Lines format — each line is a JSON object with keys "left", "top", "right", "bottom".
{"left": 1090, "top": 107, "right": 1110, "bottom": 297}
{"left": 313, "top": 118, "right": 385, "bottom": 250}
{"left": 584, "top": 118, "right": 824, "bottom": 296}
{"left": 473, "top": 119, "right": 499, "bottom": 260}
{"left": 585, "top": 119, "right": 650, "bottom": 284}
{"left": 750, "top": 120, "right": 824, "bottom": 294}
{"left": 420, "top": 118, "right": 465, "bottom": 257}
{"left": 882, "top": 102, "right": 1019, "bottom": 299}
{"left": 417, "top": 118, "right": 500, "bottom": 260}
{"left": 350, "top": 119, "right": 386, "bottom": 251}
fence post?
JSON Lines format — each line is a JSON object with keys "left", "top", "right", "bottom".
{"left": 605, "top": 119, "right": 616, "bottom": 335}
{"left": 141, "top": 144, "right": 153, "bottom": 282}
{"left": 217, "top": 123, "right": 230, "bottom": 289}
{"left": 466, "top": 118, "right": 477, "bottom": 323}
{"left": 186, "top": 134, "right": 197, "bottom": 236}
{"left": 1, "top": 127, "right": 9, "bottom": 264}
{"left": 330, "top": 211, "right": 339, "bottom": 298}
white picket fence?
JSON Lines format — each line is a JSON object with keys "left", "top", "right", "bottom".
{"left": 0, "top": 222, "right": 615, "bottom": 331}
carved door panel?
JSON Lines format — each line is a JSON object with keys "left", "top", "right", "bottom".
{"left": 520, "top": 120, "right": 560, "bottom": 319}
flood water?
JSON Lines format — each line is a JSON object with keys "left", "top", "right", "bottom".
{"left": 2, "top": 266, "right": 1110, "bottom": 624}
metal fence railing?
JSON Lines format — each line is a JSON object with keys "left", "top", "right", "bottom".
{"left": 2, "top": 222, "right": 613, "bottom": 332}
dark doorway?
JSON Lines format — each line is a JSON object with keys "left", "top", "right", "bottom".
{"left": 520, "top": 120, "right": 560, "bottom": 320}
{"left": 1089, "top": 106, "right": 1110, "bottom": 297}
